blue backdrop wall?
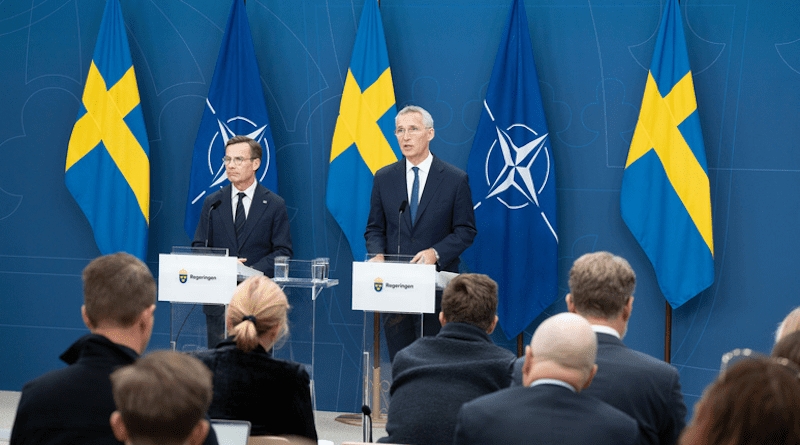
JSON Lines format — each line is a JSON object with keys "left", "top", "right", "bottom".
{"left": 1, "top": 0, "right": 799, "bottom": 416}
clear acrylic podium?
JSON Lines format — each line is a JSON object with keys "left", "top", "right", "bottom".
{"left": 351, "top": 254, "right": 456, "bottom": 433}
{"left": 271, "top": 256, "right": 338, "bottom": 410}
{"left": 159, "top": 246, "right": 263, "bottom": 352}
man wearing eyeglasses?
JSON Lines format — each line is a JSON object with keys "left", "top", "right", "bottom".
{"left": 365, "top": 105, "right": 477, "bottom": 362}
{"left": 192, "top": 135, "right": 292, "bottom": 347}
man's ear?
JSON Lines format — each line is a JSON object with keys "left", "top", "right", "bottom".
{"left": 188, "top": 419, "right": 210, "bottom": 445}
{"left": 251, "top": 157, "right": 261, "bottom": 172}
{"left": 110, "top": 411, "right": 129, "bottom": 443}
{"left": 565, "top": 294, "right": 577, "bottom": 313}
{"left": 581, "top": 364, "right": 599, "bottom": 392}
{"left": 486, "top": 315, "right": 498, "bottom": 334}
{"left": 81, "top": 305, "right": 94, "bottom": 330}
{"left": 438, "top": 312, "right": 446, "bottom": 327}
{"left": 522, "top": 345, "right": 535, "bottom": 386}
{"left": 137, "top": 304, "right": 156, "bottom": 332}
{"left": 622, "top": 297, "right": 634, "bottom": 322}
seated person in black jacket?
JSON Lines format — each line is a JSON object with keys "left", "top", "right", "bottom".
{"left": 379, "top": 273, "right": 516, "bottom": 445}
{"left": 10, "top": 252, "right": 218, "bottom": 445}
{"left": 110, "top": 350, "right": 213, "bottom": 445}
{"left": 195, "top": 276, "right": 317, "bottom": 443}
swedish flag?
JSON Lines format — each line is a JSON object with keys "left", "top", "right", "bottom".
{"left": 326, "top": 0, "right": 401, "bottom": 262}
{"left": 65, "top": 0, "right": 149, "bottom": 260}
{"left": 621, "top": 0, "right": 713, "bottom": 308}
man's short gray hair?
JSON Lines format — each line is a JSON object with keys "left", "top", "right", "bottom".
{"left": 396, "top": 105, "right": 434, "bottom": 129}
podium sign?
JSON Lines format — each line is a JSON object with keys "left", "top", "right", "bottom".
{"left": 158, "top": 253, "right": 238, "bottom": 304}
{"left": 352, "top": 262, "right": 436, "bottom": 313}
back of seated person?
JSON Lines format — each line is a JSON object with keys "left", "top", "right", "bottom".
{"left": 378, "top": 273, "right": 516, "bottom": 445}
{"left": 679, "top": 355, "right": 800, "bottom": 445}
{"left": 110, "top": 350, "right": 212, "bottom": 445}
{"left": 195, "top": 276, "right": 318, "bottom": 441}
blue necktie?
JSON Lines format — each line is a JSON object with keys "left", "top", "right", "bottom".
{"left": 410, "top": 167, "right": 419, "bottom": 225}
{"left": 235, "top": 192, "right": 246, "bottom": 243}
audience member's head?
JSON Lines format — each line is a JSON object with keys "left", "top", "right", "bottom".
{"left": 440, "top": 273, "right": 499, "bottom": 333}
{"left": 110, "top": 350, "right": 213, "bottom": 445}
{"left": 679, "top": 356, "right": 800, "bottom": 445}
{"left": 773, "top": 330, "right": 800, "bottom": 368}
{"left": 81, "top": 252, "right": 157, "bottom": 354}
{"left": 226, "top": 276, "right": 289, "bottom": 353}
{"left": 523, "top": 313, "right": 598, "bottom": 391}
{"left": 776, "top": 307, "right": 800, "bottom": 343}
{"left": 566, "top": 251, "right": 636, "bottom": 335}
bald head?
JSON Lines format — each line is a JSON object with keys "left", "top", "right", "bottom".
{"left": 776, "top": 307, "right": 800, "bottom": 343}
{"left": 532, "top": 312, "right": 597, "bottom": 370}
{"left": 524, "top": 313, "right": 598, "bottom": 390}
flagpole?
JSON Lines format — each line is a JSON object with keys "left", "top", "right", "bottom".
{"left": 517, "top": 333, "right": 523, "bottom": 357}
{"left": 664, "top": 302, "right": 672, "bottom": 363}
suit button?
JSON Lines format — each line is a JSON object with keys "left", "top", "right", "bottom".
{"left": 411, "top": 238, "right": 415, "bottom": 243}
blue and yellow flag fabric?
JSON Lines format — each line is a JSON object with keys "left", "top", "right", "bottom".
{"left": 184, "top": 0, "right": 277, "bottom": 238}
{"left": 463, "top": 0, "right": 558, "bottom": 339}
{"left": 65, "top": 0, "right": 149, "bottom": 260}
{"left": 621, "top": 0, "right": 714, "bottom": 308}
{"left": 326, "top": 0, "right": 401, "bottom": 262}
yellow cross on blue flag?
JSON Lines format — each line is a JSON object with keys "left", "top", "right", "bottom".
{"left": 621, "top": 0, "right": 713, "bottom": 308}
{"left": 326, "top": 0, "right": 401, "bottom": 262}
{"left": 65, "top": 0, "right": 150, "bottom": 260}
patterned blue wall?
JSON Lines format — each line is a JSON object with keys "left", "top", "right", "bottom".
{"left": 1, "top": 0, "right": 799, "bottom": 416}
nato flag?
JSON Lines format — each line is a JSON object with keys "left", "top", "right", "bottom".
{"left": 463, "top": 0, "right": 558, "bottom": 339}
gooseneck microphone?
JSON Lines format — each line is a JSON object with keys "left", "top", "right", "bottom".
{"left": 205, "top": 200, "right": 222, "bottom": 247}
{"left": 398, "top": 200, "right": 408, "bottom": 255}
{"left": 361, "top": 404, "right": 373, "bottom": 442}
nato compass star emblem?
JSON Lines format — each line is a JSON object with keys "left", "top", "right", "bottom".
{"left": 190, "top": 100, "right": 272, "bottom": 206}
{"left": 474, "top": 102, "right": 557, "bottom": 241}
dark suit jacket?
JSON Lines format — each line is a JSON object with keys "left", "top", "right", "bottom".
{"left": 509, "top": 333, "right": 686, "bottom": 445}
{"left": 193, "top": 183, "right": 292, "bottom": 277}
{"left": 378, "top": 323, "right": 515, "bottom": 445}
{"left": 453, "top": 383, "right": 640, "bottom": 445}
{"left": 10, "top": 334, "right": 219, "bottom": 445}
{"left": 365, "top": 155, "right": 476, "bottom": 272}
{"left": 194, "top": 339, "right": 317, "bottom": 440}
{"left": 580, "top": 333, "right": 687, "bottom": 445}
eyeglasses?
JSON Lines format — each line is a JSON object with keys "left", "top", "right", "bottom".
{"left": 222, "top": 156, "right": 255, "bottom": 166}
{"left": 720, "top": 348, "right": 800, "bottom": 378}
{"left": 394, "top": 126, "right": 428, "bottom": 136}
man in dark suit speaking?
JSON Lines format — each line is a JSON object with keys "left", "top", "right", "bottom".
{"left": 193, "top": 135, "right": 292, "bottom": 347}
{"left": 365, "top": 105, "right": 477, "bottom": 361}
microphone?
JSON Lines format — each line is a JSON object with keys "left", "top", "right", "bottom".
{"left": 361, "top": 404, "right": 373, "bottom": 442}
{"left": 398, "top": 200, "right": 408, "bottom": 255}
{"left": 205, "top": 200, "right": 222, "bottom": 247}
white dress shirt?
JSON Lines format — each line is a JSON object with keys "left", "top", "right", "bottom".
{"left": 231, "top": 181, "right": 257, "bottom": 222}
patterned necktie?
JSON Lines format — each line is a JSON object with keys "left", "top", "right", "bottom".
{"left": 235, "top": 192, "right": 246, "bottom": 242}
{"left": 410, "top": 166, "right": 420, "bottom": 225}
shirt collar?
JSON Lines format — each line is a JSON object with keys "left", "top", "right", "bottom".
{"left": 231, "top": 181, "right": 257, "bottom": 200}
{"left": 406, "top": 151, "right": 433, "bottom": 173}
{"left": 529, "top": 378, "right": 577, "bottom": 393}
{"left": 592, "top": 324, "right": 621, "bottom": 339}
